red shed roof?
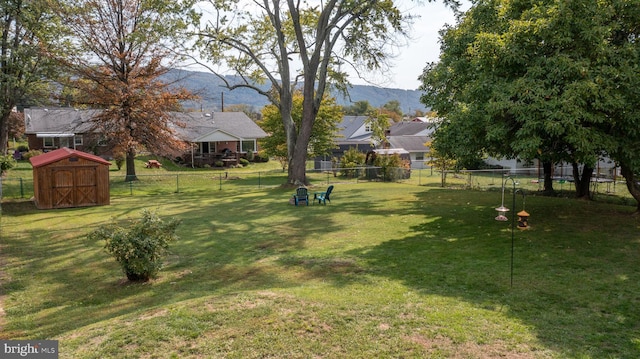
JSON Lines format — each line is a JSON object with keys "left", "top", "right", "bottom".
{"left": 29, "top": 147, "right": 112, "bottom": 168}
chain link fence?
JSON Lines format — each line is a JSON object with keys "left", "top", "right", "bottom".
{"left": 1, "top": 166, "right": 634, "bottom": 204}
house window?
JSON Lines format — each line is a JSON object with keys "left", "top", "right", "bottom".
{"left": 365, "top": 124, "right": 372, "bottom": 132}
{"left": 43, "top": 137, "right": 55, "bottom": 148}
{"left": 416, "top": 153, "right": 424, "bottom": 161}
{"left": 241, "top": 141, "right": 256, "bottom": 153}
{"left": 74, "top": 136, "right": 83, "bottom": 146}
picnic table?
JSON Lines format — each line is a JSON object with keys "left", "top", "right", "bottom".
{"left": 145, "top": 160, "right": 162, "bottom": 168}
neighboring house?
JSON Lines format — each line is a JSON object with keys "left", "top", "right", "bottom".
{"left": 171, "top": 111, "right": 268, "bottom": 167}
{"left": 386, "top": 121, "right": 435, "bottom": 169}
{"left": 314, "top": 116, "right": 435, "bottom": 170}
{"left": 314, "top": 115, "right": 375, "bottom": 170}
{"left": 25, "top": 108, "right": 103, "bottom": 155}
{"left": 24, "top": 108, "right": 268, "bottom": 166}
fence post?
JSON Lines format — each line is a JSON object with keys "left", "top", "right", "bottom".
{"left": 129, "top": 180, "right": 133, "bottom": 196}
{"left": 219, "top": 174, "right": 222, "bottom": 190}
{"left": 176, "top": 174, "right": 179, "bottom": 193}
{"left": 258, "top": 172, "right": 261, "bottom": 189}
{"left": 19, "top": 177, "right": 24, "bottom": 198}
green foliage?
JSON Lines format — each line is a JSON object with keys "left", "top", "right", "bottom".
{"left": 343, "top": 100, "right": 373, "bottom": 116}
{"left": 0, "top": 155, "right": 16, "bottom": 174}
{"left": 239, "top": 158, "right": 250, "bottom": 167}
{"left": 374, "top": 153, "right": 410, "bottom": 182}
{"left": 339, "top": 148, "right": 366, "bottom": 178}
{"left": 420, "top": 0, "right": 640, "bottom": 192}
{"left": 87, "top": 209, "right": 181, "bottom": 282}
{"left": 258, "top": 92, "right": 342, "bottom": 159}
{"left": 21, "top": 150, "right": 43, "bottom": 160}
{"left": 364, "top": 110, "right": 391, "bottom": 148}
{"left": 114, "top": 152, "right": 125, "bottom": 170}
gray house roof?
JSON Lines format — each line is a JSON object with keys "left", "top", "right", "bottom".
{"left": 387, "top": 135, "right": 430, "bottom": 152}
{"left": 25, "top": 108, "right": 100, "bottom": 135}
{"left": 388, "top": 121, "right": 434, "bottom": 136}
{"left": 171, "top": 112, "right": 267, "bottom": 142}
{"left": 24, "top": 108, "right": 267, "bottom": 142}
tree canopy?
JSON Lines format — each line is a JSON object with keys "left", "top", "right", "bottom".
{"left": 54, "top": 0, "right": 198, "bottom": 180}
{"left": 0, "top": 0, "right": 63, "bottom": 153}
{"left": 420, "top": 0, "right": 640, "bottom": 204}
{"left": 258, "top": 92, "right": 342, "bottom": 171}
{"left": 194, "top": 0, "right": 454, "bottom": 186}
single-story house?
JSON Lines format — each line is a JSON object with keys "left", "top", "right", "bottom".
{"left": 24, "top": 108, "right": 268, "bottom": 166}
{"left": 171, "top": 111, "right": 268, "bottom": 167}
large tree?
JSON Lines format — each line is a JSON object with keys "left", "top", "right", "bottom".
{"left": 0, "top": 0, "right": 62, "bottom": 153}
{"left": 54, "top": 0, "right": 197, "bottom": 180}
{"left": 195, "top": 0, "right": 455, "bottom": 186}
{"left": 258, "top": 92, "right": 342, "bottom": 171}
{"left": 420, "top": 0, "right": 638, "bottom": 200}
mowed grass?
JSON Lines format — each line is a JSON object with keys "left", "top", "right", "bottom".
{"left": 1, "top": 176, "right": 640, "bottom": 358}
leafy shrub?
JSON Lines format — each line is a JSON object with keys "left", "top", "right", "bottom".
{"left": 214, "top": 160, "right": 224, "bottom": 167}
{"left": 239, "top": 158, "right": 250, "bottom": 166}
{"left": 0, "top": 155, "right": 16, "bottom": 174}
{"left": 87, "top": 209, "right": 181, "bottom": 282}
{"left": 374, "top": 154, "right": 411, "bottom": 182}
{"left": 114, "top": 152, "right": 125, "bottom": 170}
{"left": 17, "top": 145, "right": 29, "bottom": 152}
{"left": 339, "top": 148, "right": 366, "bottom": 178}
{"left": 245, "top": 151, "right": 255, "bottom": 162}
{"left": 21, "top": 150, "right": 43, "bottom": 161}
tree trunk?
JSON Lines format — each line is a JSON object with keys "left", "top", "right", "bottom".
{"left": 542, "top": 161, "right": 554, "bottom": 194}
{"left": 125, "top": 147, "right": 138, "bottom": 182}
{"left": 620, "top": 163, "right": 640, "bottom": 212}
{"left": 572, "top": 162, "right": 593, "bottom": 199}
{"left": 0, "top": 105, "right": 14, "bottom": 154}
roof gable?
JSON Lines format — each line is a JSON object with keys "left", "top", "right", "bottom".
{"left": 29, "top": 147, "right": 112, "bottom": 168}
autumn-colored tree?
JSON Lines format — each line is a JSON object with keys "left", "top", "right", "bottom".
{"left": 54, "top": 0, "right": 197, "bottom": 180}
{"left": 258, "top": 92, "right": 342, "bottom": 171}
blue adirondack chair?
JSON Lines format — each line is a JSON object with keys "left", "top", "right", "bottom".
{"left": 293, "top": 187, "right": 309, "bottom": 206}
{"left": 314, "top": 185, "right": 333, "bottom": 205}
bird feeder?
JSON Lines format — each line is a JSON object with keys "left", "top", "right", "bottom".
{"left": 495, "top": 205, "right": 509, "bottom": 221}
{"left": 517, "top": 210, "right": 530, "bottom": 229}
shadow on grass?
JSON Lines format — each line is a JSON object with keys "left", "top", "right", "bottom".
{"left": 345, "top": 190, "right": 640, "bottom": 358}
{"left": 2, "top": 186, "right": 639, "bottom": 357}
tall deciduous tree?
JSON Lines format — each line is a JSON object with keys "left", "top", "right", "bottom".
{"left": 54, "top": 0, "right": 197, "bottom": 181}
{"left": 0, "top": 0, "right": 62, "bottom": 153}
{"left": 258, "top": 92, "right": 342, "bottom": 171}
{"left": 195, "top": 0, "right": 454, "bottom": 186}
{"left": 420, "top": 0, "right": 639, "bottom": 200}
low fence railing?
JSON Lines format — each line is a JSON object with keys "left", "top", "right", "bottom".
{"left": 1, "top": 167, "right": 633, "bottom": 203}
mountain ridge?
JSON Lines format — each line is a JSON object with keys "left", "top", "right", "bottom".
{"left": 164, "top": 69, "right": 428, "bottom": 114}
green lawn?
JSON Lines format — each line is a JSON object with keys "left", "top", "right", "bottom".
{"left": 1, "top": 163, "right": 639, "bottom": 358}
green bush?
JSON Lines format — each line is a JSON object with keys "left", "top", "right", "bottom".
{"left": 87, "top": 209, "right": 181, "bottom": 282}
{"left": 22, "top": 150, "right": 43, "bottom": 161}
{"left": 114, "top": 152, "right": 125, "bottom": 170}
{"left": 0, "top": 155, "right": 16, "bottom": 174}
{"left": 239, "top": 158, "right": 250, "bottom": 166}
{"left": 339, "top": 148, "right": 366, "bottom": 178}
{"left": 374, "top": 154, "right": 411, "bottom": 182}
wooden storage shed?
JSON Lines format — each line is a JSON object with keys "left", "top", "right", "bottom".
{"left": 30, "top": 147, "right": 111, "bottom": 209}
